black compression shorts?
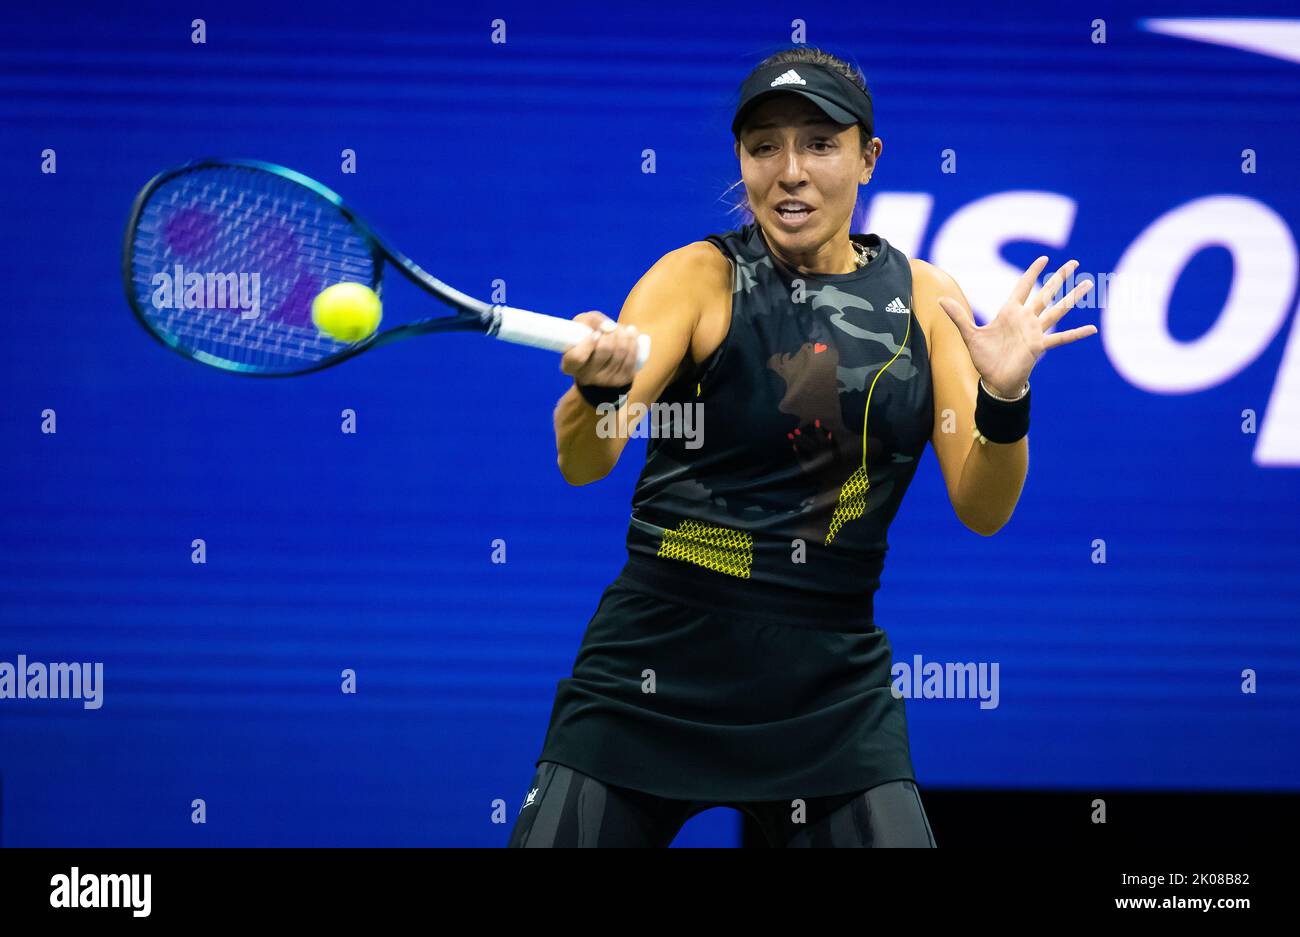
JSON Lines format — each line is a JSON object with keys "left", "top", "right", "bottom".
{"left": 508, "top": 761, "right": 936, "bottom": 847}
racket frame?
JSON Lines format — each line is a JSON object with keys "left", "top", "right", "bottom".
{"left": 123, "top": 157, "right": 525, "bottom": 377}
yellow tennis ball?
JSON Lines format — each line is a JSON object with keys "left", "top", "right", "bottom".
{"left": 311, "top": 282, "right": 382, "bottom": 343}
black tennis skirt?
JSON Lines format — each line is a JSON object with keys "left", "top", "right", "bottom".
{"left": 535, "top": 553, "right": 917, "bottom": 802}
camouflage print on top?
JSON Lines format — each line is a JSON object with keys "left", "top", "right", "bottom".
{"left": 625, "top": 221, "right": 933, "bottom": 595}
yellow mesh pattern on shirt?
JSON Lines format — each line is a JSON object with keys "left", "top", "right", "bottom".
{"left": 825, "top": 311, "right": 912, "bottom": 547}
{"left": 826, "top": 465, "right": 869, "bottom": 545}
{"left": 658, "top": 520, "right": 754, "bottom": 578}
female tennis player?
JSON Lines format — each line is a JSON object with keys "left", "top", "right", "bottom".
{"left": 508, "top": 47, "right": 1096, "bottom": 848}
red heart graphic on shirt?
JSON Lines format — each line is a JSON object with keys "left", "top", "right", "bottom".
{"left": 813, "top": 342, "right": 828, "bottom": 353}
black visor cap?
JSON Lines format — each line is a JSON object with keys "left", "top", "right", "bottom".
{"left": 732, "top": 62, "right": 874, "bottom": 140}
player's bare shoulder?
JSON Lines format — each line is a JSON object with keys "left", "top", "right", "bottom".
{"left": 627, "top": 241, "right": 732, "bottom": 367}
{"left": 666, "top": 240, "right": 733, "bottom": 298}
{"left": 630, "top": 240, "right": 730, "bottom": 308}
{"left": 674, "top": 241, "right": 733, "bottom": 365}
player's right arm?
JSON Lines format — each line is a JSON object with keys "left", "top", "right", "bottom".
{"left": 554, "top": 241, "right": 728, "bottom": 485}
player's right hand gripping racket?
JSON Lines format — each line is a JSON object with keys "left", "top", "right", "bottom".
{"left": 122, "top": 158, "right": 650, "bottom": 376}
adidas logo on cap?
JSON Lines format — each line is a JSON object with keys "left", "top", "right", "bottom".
{"left": 886, "top": 297, "right": 909, "bottom": 315}
{"left": 769, "top": 69, "right": 807, "bottom": 88}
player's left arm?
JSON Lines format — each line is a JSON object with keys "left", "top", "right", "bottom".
{"left": 912, "top": 259, "right": 1027, "bottom": 536}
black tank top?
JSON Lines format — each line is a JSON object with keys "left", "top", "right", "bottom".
{"left": 622, "top": 221, "right": 933, "bottom": 617}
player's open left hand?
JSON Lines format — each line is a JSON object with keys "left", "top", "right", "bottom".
{"left": 937, "top": 257, "right": 1097, "bottom": 398}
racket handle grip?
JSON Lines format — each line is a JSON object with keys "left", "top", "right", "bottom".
{"left": 494, "top": 307, "right": 651, "bottom": 371}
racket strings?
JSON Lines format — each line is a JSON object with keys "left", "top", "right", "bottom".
{"left": 129, "top": 164, "right": 376, "bottom": 373}
{"left": 157, "top": 305, "right": 341, "bottom": 365}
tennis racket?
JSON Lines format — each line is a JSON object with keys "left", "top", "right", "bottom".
{"left": 122, "top": 158, "right": 651, "bottom": 377}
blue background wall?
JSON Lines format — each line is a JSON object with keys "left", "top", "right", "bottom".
{"left": 1, "top": 0, "right": 1298, "bottom": 846}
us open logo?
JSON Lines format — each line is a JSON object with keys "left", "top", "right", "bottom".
{"left": 867, "top": 17, "right": 1300, "bottom": 467}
